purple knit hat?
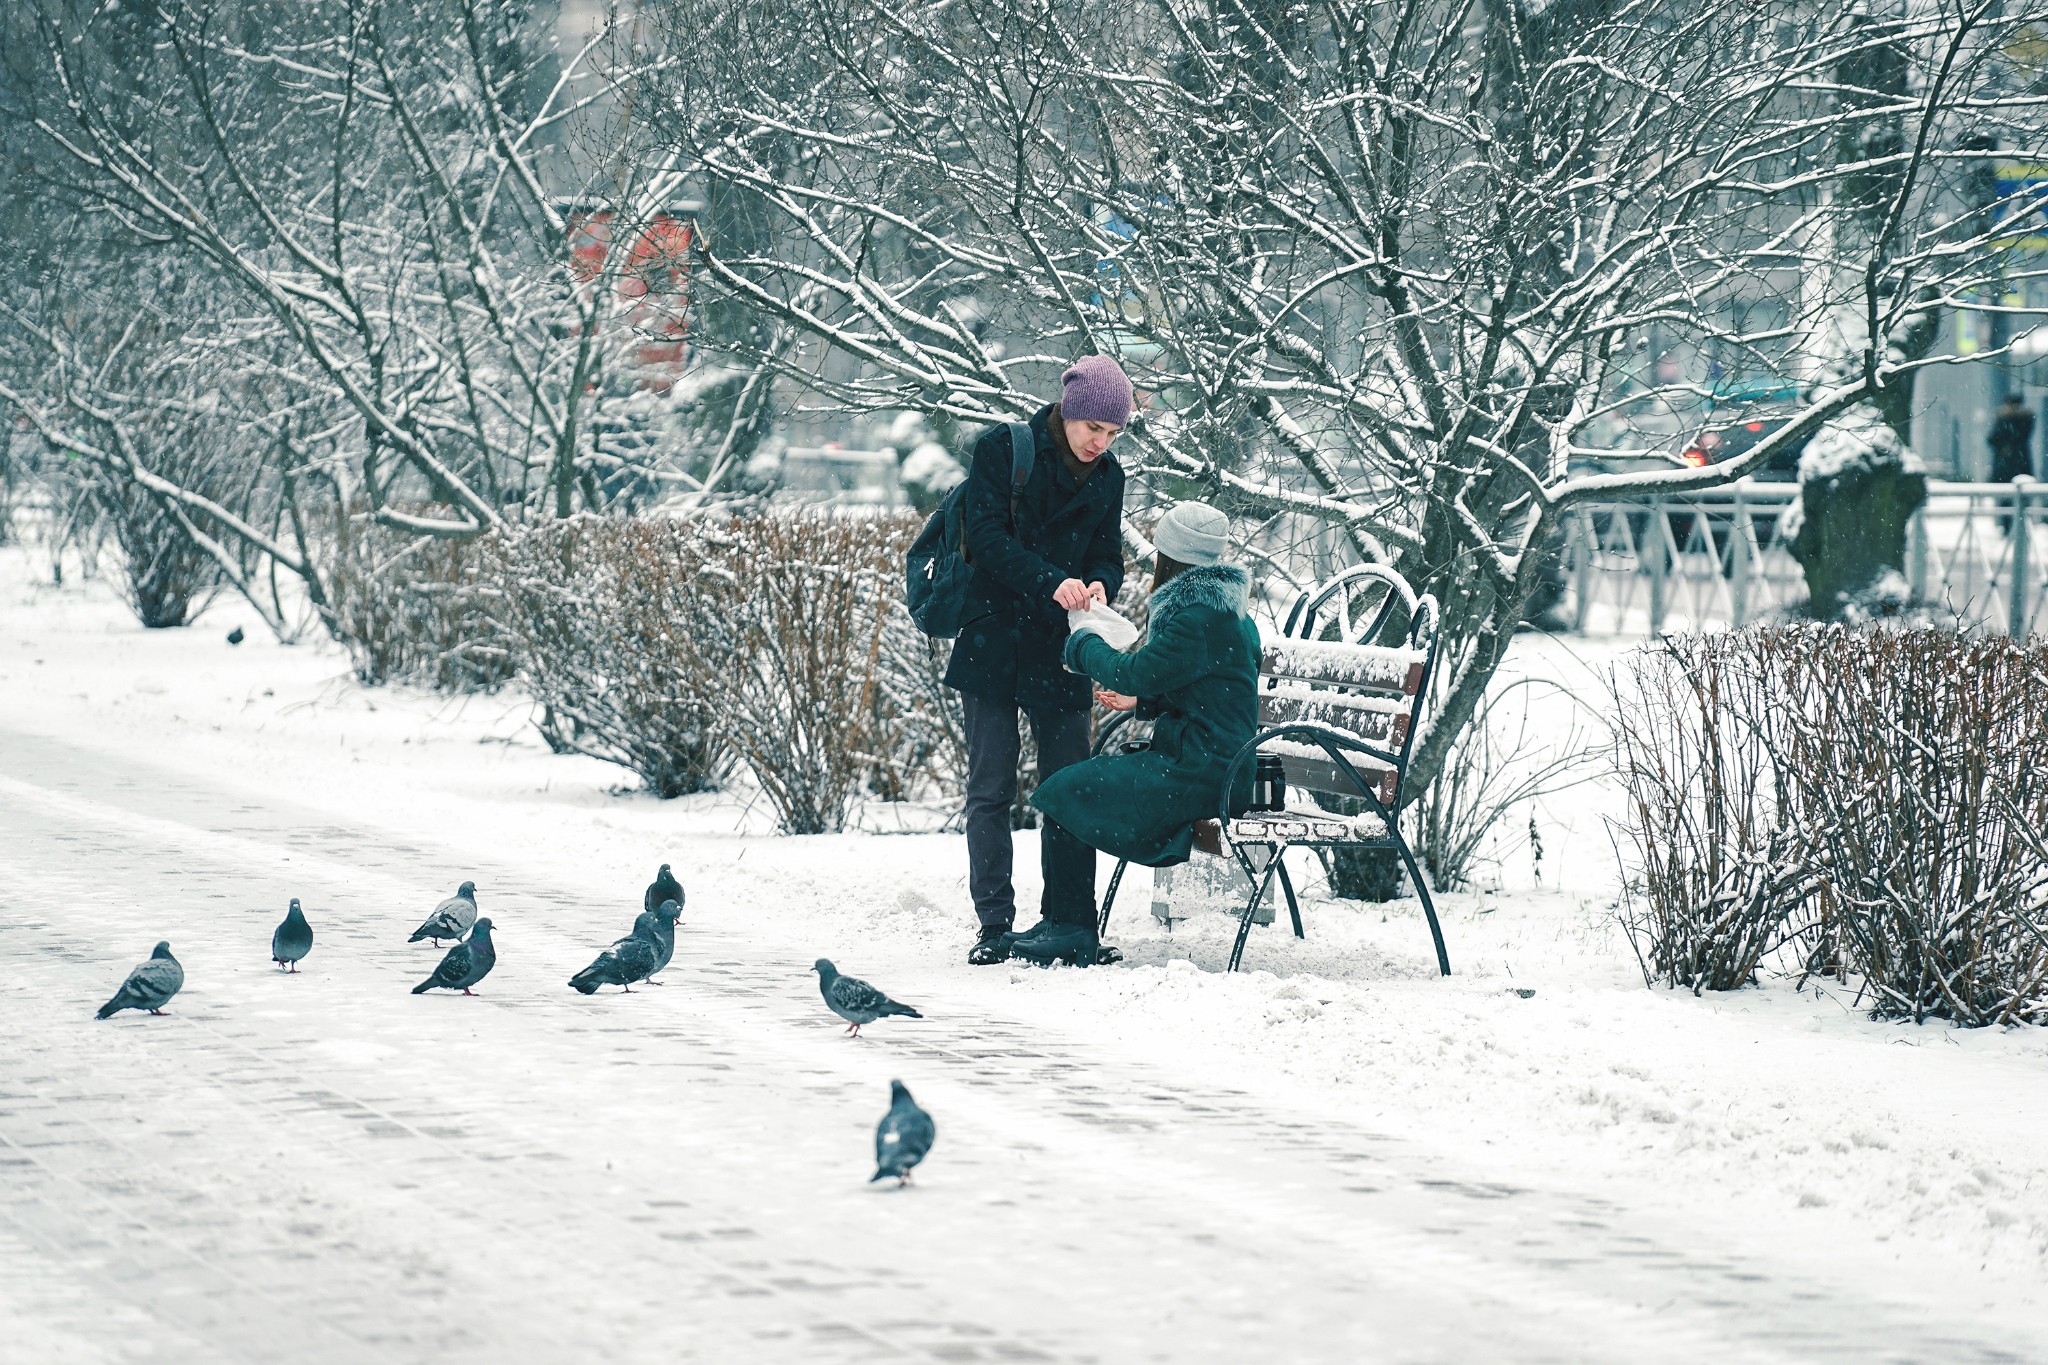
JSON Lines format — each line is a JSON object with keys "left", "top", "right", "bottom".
{"left": 1060, "top": 355, "right": 1134, "bottom": 428}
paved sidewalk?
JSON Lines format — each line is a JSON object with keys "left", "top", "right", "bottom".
{"left": 0, "top": 728, "right": 2035, "bottom": 1364}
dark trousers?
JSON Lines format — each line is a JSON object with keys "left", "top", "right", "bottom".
{"left": 961, "top": 691, "right": 1095, "bottom": 927}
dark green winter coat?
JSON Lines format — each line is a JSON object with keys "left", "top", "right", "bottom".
{"left": 1029, "top": 563, "right": 1261, "bottom": 866}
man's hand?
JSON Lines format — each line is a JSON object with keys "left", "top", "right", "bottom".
{"left": 1094, "top": 688, "right": 1137, "bottom": 712}
{"left": 1053, "top": 577, "right": 1092, "bottom": 611}
{"left": 1087, "top": 581, "right": 1108, "bottom": 606}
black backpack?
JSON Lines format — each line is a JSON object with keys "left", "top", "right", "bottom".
{"left": 905, "top": 421, "right": 1034, "bottom": 639}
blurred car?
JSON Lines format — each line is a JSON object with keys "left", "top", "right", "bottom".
{"left": 1678, "top": 411, "right": 1807, "bottom": 481}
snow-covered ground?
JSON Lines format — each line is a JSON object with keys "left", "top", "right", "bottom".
{"left": 2, "top": 546, "right": 2045, "bottom": 1363}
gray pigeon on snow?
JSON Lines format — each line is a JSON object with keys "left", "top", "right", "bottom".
{"left": 568, "top": 912, "right": 661, "bottom": 994}
{"left": 271, "top": 898, "right": 313, "bottom": 972}
{"left": 412, "top": 918, "right": 496, "bottom": 995}
{"left": 409, "top": 880, "right": 478, "bottom": 945}
{"left": 812, "top": 959, "right": 922, "bottom": 1037}
{"left": 644, "top": 864, "right": 685, "bottom": 917}
{"left": 871, "top": 1079, "right": 935, "bottom": 1185}
{"left": 643, "top": 899, "right": 682, "bottom": 982}
{"left": 97, "top": 941, "right": 184, "bottom": 1019}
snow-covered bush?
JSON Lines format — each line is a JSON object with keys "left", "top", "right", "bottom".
{"left": 1613, "top": 628, "right": 2048, "bottom": 1024}
{"left": 870, "top": 602, "right": 968, "bottom": 803}
{"left": 1611, "top": 633, "right": 1819, "bottom": 993}
{"left": 719, "top": 513, "right": 929, "bottom": 833}
{"left": 489, "top": 511, "right": 957, "bottom": 824}
{"left": 490, "top": 517, "right": 739, "bottom": 799}
{"left": 1773, "top": 629, "right": 2048, "bottom": 1026}
{"left": 97, "top": 477, "right": 223, "bottom": 629}
{"left": 326, "top": 519, "right": 517, "bottom": 692}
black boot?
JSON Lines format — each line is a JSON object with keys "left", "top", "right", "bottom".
{"left": 996, "top": 919, "right": 1053, "bottom": 957}
{"left": 1009, "top": 920, "right": 1101, "bottom": 968}
{"left": 968, "top": 922, "right": 1012, "bottom": 966}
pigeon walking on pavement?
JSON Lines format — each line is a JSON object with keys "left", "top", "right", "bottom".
{"left": 96, "top": 942, "right": 185, "bottom": 1019}
{"left": 871, "top": 1079, "right": 936, "bottom": 1186}
{"left": 812, "top": 959, "right": 922, "bottom": 1037}
{"left": 412, "top": 919, "right": 496, "bottom": 995}
{"left": 271, "top": 898, "right": 313, "bottom": 972}
{"left": 644, "top": 864, "right": 685, "bottom": 916}
{"left": 568, "top": 912, "right": 662, "bottom": 994}
{"left": 643, "top": 899, "right": 682, "bottom": 983}
{"left": 409, "top": 880, "right": 478, "bottom": 946}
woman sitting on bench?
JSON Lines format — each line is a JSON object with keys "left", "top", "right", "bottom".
{"left": 1001, "top": 502, "right": 1262, "bottom": 967}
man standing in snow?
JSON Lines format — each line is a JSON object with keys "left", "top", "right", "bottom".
{"left": 1990, "top": 393, "right": 2035, "bottom": 484}
{"left": 946, "top": 356, "right": 1131, "bottom": 966}
{"left": 1989, "top": 393, "right": 2034, "bottom": 537}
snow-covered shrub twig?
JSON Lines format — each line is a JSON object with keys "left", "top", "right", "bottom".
{"left": 95, "top": 479, "right": 221, "bottom": 629}
{"left": 1416, "top": 678, "right": 1604, "bottom": 892}
{"left": 868, "top": 606, "right": 967, "bottom": 805}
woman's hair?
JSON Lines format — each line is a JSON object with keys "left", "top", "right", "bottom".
{"left": 1151, "top": 553, "right": 1190, "bottom": 592}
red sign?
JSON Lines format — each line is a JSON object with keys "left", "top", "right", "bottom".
{"left": 564, "top": 207, "right": 695, "bottom": 390}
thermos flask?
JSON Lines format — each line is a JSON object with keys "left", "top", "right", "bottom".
{"left": 1253, "top": 753, "right": 1287, "bottom": 811}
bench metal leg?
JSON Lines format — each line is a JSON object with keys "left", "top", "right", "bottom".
{"left": 1276, "top": 856, "right": 1305, "bottom": 939}
{"left": 1392, "top": 833, "right": 1451, "bottom": 976}
{"left": 1098, "top": 859, "right": 1129, "bottom": 938}
{"left": 1229, "top": 851, "right": 1282, "bottom": 972}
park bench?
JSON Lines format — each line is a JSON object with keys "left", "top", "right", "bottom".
{"left": 1093, "top": 564, "right": 1451, "bottom": 975}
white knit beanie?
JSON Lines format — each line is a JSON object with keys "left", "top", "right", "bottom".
{"left": 1152, "top": 502, "right": 1229, "bottom": 566}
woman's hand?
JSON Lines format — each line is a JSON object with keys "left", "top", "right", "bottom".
{"left": 1094, "top": 688, "right": 1137, "bottom": 712}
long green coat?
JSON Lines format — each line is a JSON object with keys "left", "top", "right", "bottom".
{"left": 1030, "top": 563, "right": 1261, "bottom": 866}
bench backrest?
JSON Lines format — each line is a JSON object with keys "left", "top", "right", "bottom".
{"left": 1257, "top": 567, "right": 1439, "bottom": 808}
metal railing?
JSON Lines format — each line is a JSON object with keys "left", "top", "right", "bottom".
{"left": 777, "top": 447, "right": 904, "bottom": 507}
{"left": 1561, "top": 478, "right": 2046, "bottom": 638}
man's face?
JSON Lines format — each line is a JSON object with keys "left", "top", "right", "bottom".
{"left": 1065, "top": 417, "right": 1121, "bottom": 462}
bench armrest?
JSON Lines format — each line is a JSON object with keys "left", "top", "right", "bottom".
{"left": 1092, "top": 707, "right": 1153, "bottom": 757}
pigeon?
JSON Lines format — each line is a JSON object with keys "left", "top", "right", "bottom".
{"left": 644, "top": 863, "right": 685, "bottom": 916}
{"left": 412, "top": 918, "right": 496, "bottom": 995}
{"left": 225, "top": 625, "right": 245, "bottom": 646}
{"left": 812, "top": 959, "right": 921, "bottom": 1037}
{"left": 409, "top": 880, "right": 478, "bottom": 945}
{"left": 271, "top": 898, "right": 313, "bottom": 972}
{"left": 97, "top": 941, "right": 184, "bottom": 1019}
{"left": 643, "top": 899, "right": 682, "bottom": 982}
{"left": 568, "top": 912, "right": 662, "bottom": 994}
{"left": 871, "top": 1079, "right": 936, "bottom": 1186}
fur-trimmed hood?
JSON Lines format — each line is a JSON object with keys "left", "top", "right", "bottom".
{"left": 1149, "top": 562, "right": 1249, "bottom": 621}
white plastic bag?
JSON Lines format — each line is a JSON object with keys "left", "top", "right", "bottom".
{"left": 1066, "top": 601, "right": 1141, "bottom": 651}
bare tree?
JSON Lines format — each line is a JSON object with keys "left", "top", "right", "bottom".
{"left": 0, "top": 0, "right": 705, "bottom": 631}
{"left": 645, "top": 0, "right": 2048, "bottom": 785}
